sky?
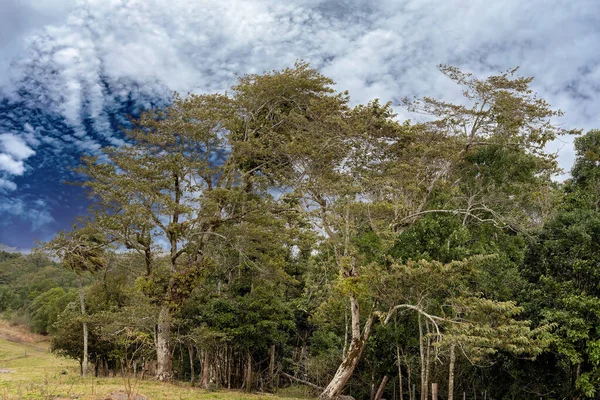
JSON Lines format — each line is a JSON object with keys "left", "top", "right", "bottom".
{"left": 0, "top": 0, "right": 599, "bottom": 251}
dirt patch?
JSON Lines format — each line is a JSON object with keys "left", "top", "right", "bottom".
{"left": 0, "top": 369, "right": 15, "bottom": 373}
{"left": 0, "top": 319, "right": 47, "bottom": 344}
{"left": 104, "top": 391, "right": 148, "bottom": 400}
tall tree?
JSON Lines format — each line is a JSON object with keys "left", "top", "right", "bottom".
{"left": 75, "top": 93, "right": 247, "bottom": 380}
{"left": 73, "top": 72, "right": 317, "bottom": 380}
{"left": 522, "top": 130, "right": 600, "bottom": 398}
{"left": 261, "top": 64, "right": 568, "bottom": 399}
{"left": 44, "top": 225, "right": 107, "bottom": 376}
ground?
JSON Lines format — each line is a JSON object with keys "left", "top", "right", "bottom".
{"left": 0, "top": 320, "right": 313, "bottom": 400}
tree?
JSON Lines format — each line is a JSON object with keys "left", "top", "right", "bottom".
{"left": 522, "top": 130, "right": 600, "bottom": 398}
{"left": 249, "top": 64, "right": 566, "bottom": 399}
{"left": 37, "top": 62, "right": 579, "bottom": 398}
{"left": 28, "top": 287, "right": 77, "bottom": 335}
{"left": 74, "top": 78, "right": 312, "bottom": 380}
{"left": 44, "top": 225, "right": 107, "bottom": 376}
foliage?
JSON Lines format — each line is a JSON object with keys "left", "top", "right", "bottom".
{"left": 5, "top": 63, "right": 597, "bottom": 399}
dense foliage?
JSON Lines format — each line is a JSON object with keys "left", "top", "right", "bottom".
{"left": 4, "top": 64, "right": 597, "bottom": 399}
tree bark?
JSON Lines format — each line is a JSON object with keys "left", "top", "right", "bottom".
{"left": 396, "top": 345, "right": 404, "bottom": 400}
{"left": 200, "top": 350, "right": 211, "bottom": 388}
{"left": 269, "top": 344, "right": 276, "bottom": 391}
{"left": 226, "top": 345, "right": 231, "bottom": 389}
{"left": 319, "top": 294, "right": 374, "bottom": 399}
{"left": 370, "top": 367, "right": 376, "bottom": 400}
{"left": 374, "top": 376, "right": 389, "bottom": 400}
{"left": 245, "top": 351, "right": 253, "bottom": 392}
{"left": 431, "top": 383, "right": 438, "bottom": 400}
{"left": 448, "top": 343, "right": 456, "bottom": 400}
{"left": 156, "top": 303, "right": 172, "bottom": 380}
{"left": 281, "top": 371, "right": 324, "bottom": 391}
{"left": 418, "top": 314, "right": 426, "bottom": 400}
{"left": 188, "top": 343, "right": 195, "bottom": 385}
{"left": 424, "top": 332, "right": 431, "bottom": 400}
{"left": 408, "top": 360, "right": 412, "bottom": 400}
{"left": 77, "top": 275, "right": 89, "bottom": 377}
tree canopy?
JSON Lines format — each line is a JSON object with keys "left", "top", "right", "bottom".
{"left": 7, "top": 63, "right": 595, "bottom": 399}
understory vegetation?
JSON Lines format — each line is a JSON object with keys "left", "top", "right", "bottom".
{"left": 2, "top": 62, "right": 599, "bottom": 399}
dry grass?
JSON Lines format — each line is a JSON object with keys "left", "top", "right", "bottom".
{"left": 0, "top": 319, "right": 47, "bottom": 345}
{"left": 0, "top": 321, "right": 312, "bottom": 400}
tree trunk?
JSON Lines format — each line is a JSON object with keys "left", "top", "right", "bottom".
{"left": 156, "top": 303, "right": 172, "bottom": 380}
{"left": 370, "top": 367, "right": 376, "bottom": 400}
{"left": 188, "top": 343, "right": 195, "bottom": 385}
{"left": 319, "top": 294, "right": 374, "bottom": 400}
{"left": 77, "top": 276, "right": 89, "bottom": 377}
{"left": 226, "top": 345, "right": 231, "bottom": 389}
{"left": 375, "top": 376, "right": 389, "bottom": 400}
{"left": 269, "top": 344, "right": 276, "bottom": 391}
{"left": 396, "top": 345, "right": 404, "bottom": 400}
{"left": 418, "top": 314, "right": 426, "bottom": 400}
{"left": 431, "top": 383, "right": 438, "bottom": 400}
{"left": 408, "top": 361, "right": 412, "bottom": 400}
{"left": 343, "top": 306, "right": 349, "bottom": 358}
{"left": 424, "top": 333, "right": 431, "bottom": 400}
{"left": 200, "top": 350, "right": 211, "bottom": 388}
{"left": 448, "top": 343, "right": 456, "bottom": 400}
{"left": 245, "top": 351, "right": 253, "bottom": 392}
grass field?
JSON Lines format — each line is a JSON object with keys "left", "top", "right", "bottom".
{"left": 0, "top": 321, "right": 312, "bottom": 400}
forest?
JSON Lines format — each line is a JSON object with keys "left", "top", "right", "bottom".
{"left": 1, "top": 62, "right": 599, "bottom": 400}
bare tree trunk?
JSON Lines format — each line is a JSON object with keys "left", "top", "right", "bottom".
{"left": 245, "top": 351, "right": 253, "bottom": 392}
{"left": 77, "top": 276, "right": 89, "bottom": 377}
{"left": 281, "top": 371, "right": 324, "bottom": 391}
{"left": 188, "top": 343, "right": 195, "bottom": 385}
{"left": 572, "top": 363, "right": 581, "bottom": 398}
{"left": 424, "top": 331, "right": 431, "bottom": 400}
{"left": 448, "top": 343, "right": 456, "bottom": 400}
{"left": 418, "top": 314, "right": 426, "bottom": 400}
{"left": 431, "top": 383, "right": 438, "bottom": 400}
{"left": 375, "top": 376, "right": 389, "bottom": 400}
{"left": 215, "top": 348, "right": 222, "bottom": 387}
{"left": 396, "top": 345, "right": 404, "bottom": 400}
{"left": 371, "top": 367, "right": 376, "bottom": 400}
{"left": 269, "top": 344, "right": 276, "bottom": 391}
{"left": 319, "top": 294, "right": 375, "bottom": 399}
{"left": 408, "top": 361, "right": 412, "bottom": 400}
{"left": 156, "top": 303, "right": 172, "bottom": 380}
{"left": 343, "top": 306, "right": 349, "bottom": 358}
{"left": 226, "top": 345, "right": 231, "bottom": 389}
{"left": 200, "top": 350, "right": 211, "bottom": 388}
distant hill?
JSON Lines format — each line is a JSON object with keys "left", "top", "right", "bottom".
{"left": 0, "top": 249, "right": 20, "bottom": 262}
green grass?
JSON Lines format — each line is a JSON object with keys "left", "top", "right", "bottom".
{"left": 0, "top": 336, "right": 313, "bottom": 400}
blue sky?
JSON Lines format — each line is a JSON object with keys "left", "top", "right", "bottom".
{"left": 0, "top": 0, "right": 599, "bottom": 251}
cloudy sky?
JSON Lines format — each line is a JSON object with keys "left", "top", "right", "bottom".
{"left": 0, "top": 0, "right": 598, "bottom": 250}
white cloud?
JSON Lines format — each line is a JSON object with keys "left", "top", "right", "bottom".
{"left": 0, "top": 0, "right": 598, "bottom": 190}
{"left": 0, "top": 133, "right": 36, "bottom": 160}
{"left": 0, "top": 197, "right": 54, "bottom": 230}
{"left": 0, "top": 154, "right": 25, "bottom": 175}
{"left": 0, "top": 133, "right": 36, "bottom": 180}
{"left": 0, "top": 178, "right": 17, "bottom": 192}
{"left": 0, "top": 243, "right": 18, "bottom": 253}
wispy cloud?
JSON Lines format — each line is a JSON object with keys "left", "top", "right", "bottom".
{"left": 0, "top": 197, "right": 54, "bottom": 230}
{"left": 0, "top": 0, "right": 598, "bottom": 247}
{"left": 0, "top": 133, "right": 36, "bottom": 179}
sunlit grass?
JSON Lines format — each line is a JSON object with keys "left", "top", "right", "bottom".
{"left": 0, "top": 335, "right": 312, "bottom": 400}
